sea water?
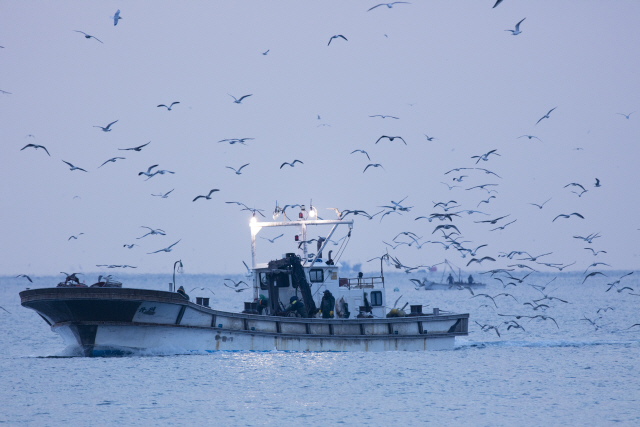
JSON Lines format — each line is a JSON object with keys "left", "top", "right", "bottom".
{"left": 1, "top": 271, "right": 639, "bottom": 426}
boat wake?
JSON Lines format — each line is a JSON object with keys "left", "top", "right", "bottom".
{"left": 456, "top": 338, "right": 640, "bottom": 350}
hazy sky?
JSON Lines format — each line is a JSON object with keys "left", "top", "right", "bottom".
{"left": 1, "top": 1, "right": 639, "bottom": 276}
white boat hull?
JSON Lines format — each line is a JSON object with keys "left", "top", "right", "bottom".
{"left": 21, "top": 287, "right": 468, "bottom": 356}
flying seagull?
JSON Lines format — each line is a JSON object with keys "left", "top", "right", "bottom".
{"left": 350, "top": 149, "right": 371, "bottom": 160}
{"left": 62, "top": 160, "right": 88, "bottom": 172}
{"left": 151, "top": 189, "right": 174, "bottom": 198}
{"left": 17, "top": 274, "right": 33, "bottom": 282}
{"left": 123, "top": 244, "right": 139, "bottom": 249}
{"left": 21, "top": 144, "right": 50, "bottom": 156}
{"left": 73, "top": 30, "right": 103, "bottom": 43}
{"left": 582, "top": 271, "right": 607, "bottom": 284}
{"left": 490, "top": 219, "right": 517, "bottom": 231}
{"left": 493, "top": 0, "right": 504, "bottom": 8}
{"left": 93, "top": 120, "right": 118, "bottom": 132}
{"left": 505, "top": 18, "right": 526, "bottom": 35}
{"left": 594, "top": 178, "right": 601, "bottom": 188}
{"left": 440, "top": 182, "right": 461, "bottom": 190}
{"left": 111, "top": 9, "right": 122, "bottom": 26}
{"left": 280, "top": 160, "right": 303, "bottom": 169}
{"left": 98, "top": 157, "right": 125, "bottom": 168}
{"left": 475, "top": 214, "right": 510, "bottom": 225}
{"left": 157, "top": 102, "right": 180, "bottom": 111}
{"left": 218, "top": 138, "right": 254, "bottom": 145}
{"left": 138, "top": 164, "right": 158, "bottom": 178}
{"left": 262, "top": 49, "right": 269, "bottom": 55}
{"left": 224, "top": 279, "right": 249, "bottom": 288}
{"left": 424, "top": 134, "right": 436, "bottom": 141}
{"left": 119, "top": 141, "right": 150, "bottom": 151}
{"left": 224, "top": 282, "right": 249, "bottom": 292}
{"left": 376, "top": 135, "right": 406, "bottom": 145}
{"left": 432, "top": 224, "right": 460, "bottom": 234}
{"left": 528, "top": 198, "right": 551, "bottom": 209}
{"left": 518, "top": 135, "right": 541, "bottom": 141}
{"left": 367, "top": 2, "right": 410, "bottom": 12}
{"left": 228, "top": 94, "right": 252, "bottom": 104}
{"left": 467, "top": 257, "right": 496, "bottom": 267}
{"left": 260, "top": 234, "right": 284, "bottom": 243}
{"left": 193, "top": 189, "right": 220, "bottom": 202}
{"left": 369, "top": 115, "right": 399, "bottom": 119}
{"left": 148, "top": 240, "right": 181, "bottom": 254}
{"left": 137, "top": 226, "right": 166, "bottom": 239}
{"left": 226, "top": 164, "right": 249, "bottom": 175}
{"left": 535, "top": 107, "right": 557, "bottom": 125}
{"left": 471, "top": 149, "right": 500, "bottom": 164}
{"left": 616, "top": 111, "right": 635, "bottom": 119}
{"left": 328, "top": 35, "right": 348, "bottom": 46}
{"left": 552, "top": 213, "right": 584, "bottom": 222}
{"left": 68, "top": 233, "right": 84, "bottom": 240}
{"left": 584, "top": 248, "right": 606, "bottom": 256}
{"left": 149, "top": 169, "right": 174, "bottom": 178}
{"left": 363, "top": 163, "right": 385, "bottom": 173}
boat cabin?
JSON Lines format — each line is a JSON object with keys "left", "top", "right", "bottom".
{"left": 249, "top": 215, "right": 386, "bottom": 318}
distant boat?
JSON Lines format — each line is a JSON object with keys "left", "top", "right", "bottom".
{"left": 418, "top": 259, "right": 485, "bottom": 290}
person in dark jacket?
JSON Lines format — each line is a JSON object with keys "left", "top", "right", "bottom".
{"left": 447, "top": 274, "right": 454, "bottom": 285}
{"left": 256, "top": 294, "right": 269, "bottom": 315}
{"left": 320, "top": 290, "right": 336, "bottom": 318}
{"left": 177, "top": 285, "right": 189, "bottom": 300}
{"left": 284, "top": 296, "right": 307, "bottom": 318}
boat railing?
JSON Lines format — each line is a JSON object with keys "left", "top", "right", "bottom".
{"left": 339, "top": 276, "right": 385, "bottom": 289}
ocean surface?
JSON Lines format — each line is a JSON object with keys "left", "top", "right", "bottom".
{"left": 1, "top": 271, "right": 639, "bottom": 426}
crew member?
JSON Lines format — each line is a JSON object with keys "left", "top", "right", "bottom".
{"left": 447, "top": 274, "right": 454, "bottom": 285}
{"left": 256, "top": 294, "right": 269, "bottom": 315}
{"left": 284, "top": 295, "right": 307, "bottom": 318}
{"left": 468, "top": 275, "right": 474, "bottom": 284}
{"left": 320, "top": 290, "right": 336, "bottom": 318}
{"left": 177, "top": 285, "right": 189, "bottom": 301}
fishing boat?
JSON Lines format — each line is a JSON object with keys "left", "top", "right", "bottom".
{"left": 20, "top": 206, "right": 469, "bottom": 356}
{"left": 415, "top": 259, "right": 486, "bottom": 290}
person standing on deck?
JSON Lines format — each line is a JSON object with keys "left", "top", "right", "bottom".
{"left": 320, "top": 290, "right": 336, "bottom": 318}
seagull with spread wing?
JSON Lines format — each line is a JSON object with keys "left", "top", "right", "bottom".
{"left": 367, "top": 2, "right": 410, "bottom": 12}
{"left": 21, "top": 144, "right": 50, "bottom": 156}
{"left": 62, "top": 160, "right": 88, "bottom": 172}
{"left": 227, "top": 164, "right": 249, "bottom": 175}
{"left": 157, "top": 102, "right": 180, "bottom": 111}
{"left": 93, "top": 120, "right": 118, "bottom": 132}
{"left": 193, "top": 189, "right": 220, "bottom": 202}
{"left": 535, "top": 107, "right": 557, "bottom": 125}
{"left": 280, "top": 160, "right": 303, "bottom": 169}
{"left": 148, "top": 240, "right": 181, "bottom": 254}
{"left": 505, "top": 18, "right": 526, "bottom": 35}
{"left": 73, "top": 30, "right": 103, "bottom": 43}
{"left": 328, "top": 35, "right": 348, "bottom": 46}
{"left": 228, "top": 94, "right": 252, "bottom": 104}
{"left": 98, "top": 157, "right": 125, "bottom": 168}
{"left": 119, "top": 141, "right": 150, "bottom": 151}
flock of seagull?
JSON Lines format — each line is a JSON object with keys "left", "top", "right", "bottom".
{"left": 8, "top": 3, "right": 639, "bottom": 336}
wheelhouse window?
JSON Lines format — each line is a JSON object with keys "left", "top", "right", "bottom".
{"left": 309, "top": 269, "right": 324, "bottom": 283}
{"left": 276, "top": 272, "right": 291, "bottom": 288}
{"left": 259, "top": 273, "right": 269, "bottom": 290}
{"left": 371, "top": 291, "right": 383, "bottom": 306}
